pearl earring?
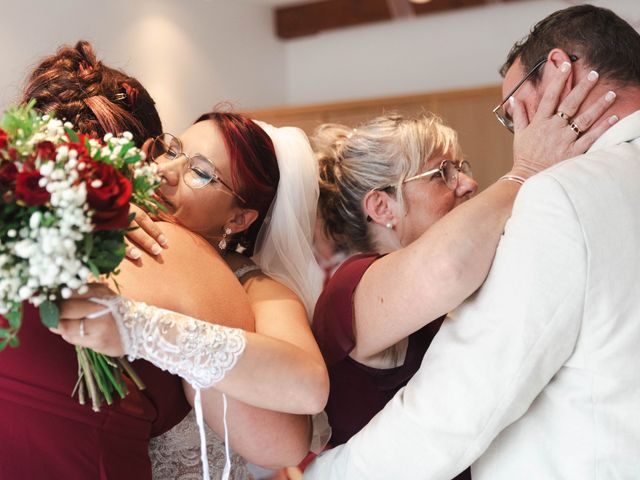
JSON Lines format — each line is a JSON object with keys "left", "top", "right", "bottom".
{"left": 386, "top": 222, "right": 393, "bottom": 229}
{"left": 218, "top": 227, "right": 232, "bottom": 250}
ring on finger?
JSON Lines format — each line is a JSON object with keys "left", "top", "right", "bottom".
{"left": 79, "top": 319, "right": 86, "bottom": 338}
{"left": 569, "top": 122, "right": 582, "bottom": 137}
{"left": 556, "top": 110, "right": 571, "bottom": 123}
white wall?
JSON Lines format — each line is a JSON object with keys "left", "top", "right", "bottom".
{"left": 0, "top": 0, "right": 286, "bottom": 133}
{"left": 1, "top": 0, "right": 639, "bottom": 127}
{"left": 283, "top": 0, "right": 640, "bottom": 105}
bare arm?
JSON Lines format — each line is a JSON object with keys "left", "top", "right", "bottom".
{"left": 211, "top": 273, "right": 328, "bottom": 412}
{"left": 351, "top": 61, "right": 617, "bottom": 362}
{"left": 192, "top": 274, "right": 329, "bottom": 467}
{"left": 57, "top": 285, "right": 327, "bottom": 415}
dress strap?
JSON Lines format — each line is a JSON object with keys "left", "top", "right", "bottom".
{"left": 234, "top": 264, "right": 261, "bottom": 281}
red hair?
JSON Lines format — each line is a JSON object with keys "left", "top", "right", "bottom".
{"left": 22, "top": 40, "right": 162, "bottom": 146}
{"left": 195, "top": 112, "right": 279, "bottom": 256}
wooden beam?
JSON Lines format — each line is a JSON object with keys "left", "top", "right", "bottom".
{"left": 276, "top": 0, "right": 391, "bottom": 39}
{"left": 411, "top": 0, "right": 490, "bottom": 16}
{"left": 275, "top": 0, "right": 522, "bottom": 40}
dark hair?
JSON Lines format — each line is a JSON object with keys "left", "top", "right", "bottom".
{"left": 195, "top": 112, "right": 280, "bottom": 256}
{"left": 500, "top": 5, "right": 640, "bottom": 87}
{"left": 22, "top": 40, "right": 162, "bottom": 146}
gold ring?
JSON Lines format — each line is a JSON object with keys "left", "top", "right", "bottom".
{"left": 569, "top": 122, "right": 581, "bottom": 136}
{"left": 556, "top": 110, "right": 571, "bottom": 123}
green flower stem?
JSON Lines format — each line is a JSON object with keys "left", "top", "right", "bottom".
{"left": 87, "top": 349, "right": 112, "bottom": 405}
{"left": 118, "top": 357, "right": 146, "bottom": 390}
{"left": 76, "top": 347, "right": 100, "bottom": 412}
{"left": 95, "top": 352, "right": 125, "bottom": 399}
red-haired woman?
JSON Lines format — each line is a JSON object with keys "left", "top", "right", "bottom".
{"left": 54, "top": 111, "right": 330, "bottom": 479}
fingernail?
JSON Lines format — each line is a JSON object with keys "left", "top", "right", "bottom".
{"left": 605, "top": 91, "right": 616, "bottom": 102}
{"left": 608, "top": 115, "right": 619, "bottom": 125}
{"left": 508, "top": 96, "right": 515, "bottom": 106}
{"left": 560, "top": 61, "right": 571, "bottom": 73}
{"left": 157, "top": 234, "right": 168, "bottom": 247}
{"left": 130, "top": 248, "right": 142, "bottom": 260}
{"left": 587, "top": 70, "right": 599, "bottom": 81}
{"left": 151, "top": 244, "right": 162, "bottom": 255}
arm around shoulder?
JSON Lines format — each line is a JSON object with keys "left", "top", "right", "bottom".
{"left": 306, "top": 173, "right": 588, "bottom": 479}
{"left": 113, "top": 221, "right": 254, "bottom": 331}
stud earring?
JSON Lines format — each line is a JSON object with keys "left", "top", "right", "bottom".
{"left": 385, "top": 222, "right": 393, "bottom": 229}
{"left": 218, "top": 227, "right": 232, "bottom": 250}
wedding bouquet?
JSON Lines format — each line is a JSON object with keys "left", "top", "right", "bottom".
{"left": 0, "top": 101, "right": 161, "bottom": 410}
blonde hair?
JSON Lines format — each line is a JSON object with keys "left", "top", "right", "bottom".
{"left": 315, "top": 112, "right": 461, "bottom": 253}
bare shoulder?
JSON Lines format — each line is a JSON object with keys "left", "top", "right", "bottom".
{"left": 112, "top": 222, "right": 254, "bottom": 330}
{"left": 243, "top": 270, "right": 301, "bottom": 304}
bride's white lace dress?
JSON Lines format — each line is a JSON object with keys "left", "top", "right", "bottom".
{"left": 149, "top": 410, "right": 251, "bottom": 480}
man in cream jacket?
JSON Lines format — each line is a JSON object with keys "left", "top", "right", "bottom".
{"left": 306, "top": 5, "right": 640, "bottom": 479}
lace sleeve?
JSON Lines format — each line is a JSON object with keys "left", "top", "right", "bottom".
{"left": 90, "top": 296, "right": 246, "bottom": 389}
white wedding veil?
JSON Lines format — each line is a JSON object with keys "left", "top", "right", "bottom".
{"left": 251, "top": 121, "right": 324, "bottom": 320}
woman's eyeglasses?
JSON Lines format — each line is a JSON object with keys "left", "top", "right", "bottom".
{"left": 376, "top": 159, "right": 473, "bottom": 192}
{"left": 151, "top": 133, "right": 246, "bottom": 204}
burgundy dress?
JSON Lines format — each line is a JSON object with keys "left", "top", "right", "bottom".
{"left": 0, "top": 303, "right": 190, "bottom": 479}
{"left": 313, "top": 253, "right": 471, "bottom": 480}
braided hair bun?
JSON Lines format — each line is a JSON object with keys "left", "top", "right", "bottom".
{"left": 22, "top": 40, "right": 162, "bottom": 145}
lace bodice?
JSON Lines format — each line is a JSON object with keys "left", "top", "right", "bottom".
{"left": 150, "top": 410, "right": 251, "bottom": 480}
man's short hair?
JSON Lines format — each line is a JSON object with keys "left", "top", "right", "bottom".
{"left": 500, "top": 5, "right": 640, "bottom": 87}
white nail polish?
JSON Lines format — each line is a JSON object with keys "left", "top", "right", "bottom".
{"left": 508, "top": 96, "right": 515, "bottom": 106}
{"left": 158, "top": 234, "right": 168, "bottom": 246}
{"left": 560, "top": 61, "right": 571, "bottom": 73}
{"left": 130, "top": 248, "right": 142, "bottom": 259}
{"left": 151, "top": 244, "right": 162, "bottom": 255}
{"left": 587, "top": 70, "right": 599, "bottom": 81}
{"left": 608, "top": 115, "right": 619, "bottom": 125}
{"left": 605, "top": 91, "right": 616, "bottom": 102}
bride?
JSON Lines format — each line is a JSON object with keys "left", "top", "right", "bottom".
{"left": 53, "top": 111, "right": 329, "bottom": 479}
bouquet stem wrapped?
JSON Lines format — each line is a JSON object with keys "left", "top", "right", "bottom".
{"left": 0, "top": 101, "right": 161, "bottom": 411}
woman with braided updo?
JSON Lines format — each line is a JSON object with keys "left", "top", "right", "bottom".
{"left": 22, "top": 40, "right": 161, "bottom": 144}
{"left": 0, "top": 41, "right": 271, "bottom": 480}
{"left": 311, "top": 62, "right": 617, "bottom": 477}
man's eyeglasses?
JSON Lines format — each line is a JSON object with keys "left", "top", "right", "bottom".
{"left": 493, "top": 54, "right": 578, "bottom": 133}
{"left": 377, "top": 159, "right": 473, "bottom": 192}
{"left": 151, "top": 133, "right": 246, "bottom": 204}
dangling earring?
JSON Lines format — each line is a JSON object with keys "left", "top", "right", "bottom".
{"left": 218, "top": 227, "right": 232, "bottom": 250}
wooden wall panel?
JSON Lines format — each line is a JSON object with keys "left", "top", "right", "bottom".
{"left": 246, "top": 85, "right": 513, "bottom": 191}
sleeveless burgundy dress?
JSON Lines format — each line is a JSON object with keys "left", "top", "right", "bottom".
{"left": 313, "top": 253, "right": 471, "bottom": 480}
{"left": 0, "top": 303, "right": 190, "bottom": 479}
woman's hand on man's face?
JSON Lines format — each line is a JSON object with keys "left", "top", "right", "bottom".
{"left": 511, "top": 60, "right": 617, "bottom": 179}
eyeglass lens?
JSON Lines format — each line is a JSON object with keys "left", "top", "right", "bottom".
{"left": 442, "top": 160, "right": 472, "bottom": 189}
{"left": 185, "top": 155, "right": 218, "bottom": 189}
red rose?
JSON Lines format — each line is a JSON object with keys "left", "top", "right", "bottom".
{"left": 35, "top": 141, "right": 57, "bottom": 161}
{"left": 63, "top": 133, "right": 96, "bottom": 157}
{"left": 84, "top": 159, "right": 132, "bottom": 231}
{"left": 0, "top": 162, "right": 18, "bottom": 186}
{"left": 7, "top": 148, "right": 18, "bottom": 162}
{"left": 15, "top": 170, "right": 50, "bottom": 205}
{"left": 0, "top": 129, "right": 7, "bottom": 150}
